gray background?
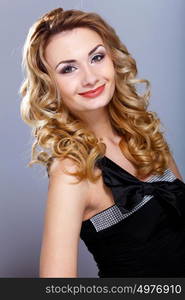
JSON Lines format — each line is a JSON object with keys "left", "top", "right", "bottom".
{"left": 0, "top": 0, "right": 184, "bottom": 277}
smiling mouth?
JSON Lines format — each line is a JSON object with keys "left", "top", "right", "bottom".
{"left": 78, "top": 84, "right": 105, "bottom": 98}
{"left": 79, "top": 84, "right": 105, "bottom": 95}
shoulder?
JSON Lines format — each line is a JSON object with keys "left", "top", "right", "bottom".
{"left": 48, "top": 157, "right": 86, "bottom": 185}
{"left": 48, "top": 157, "right": 90, "bottom": 209}
{"left": 49, "top": 157, "right": 79, "bottom": 178}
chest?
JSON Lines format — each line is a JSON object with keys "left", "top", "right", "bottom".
{"left": 82, "top": 150, "right": 152, "bottom": 222}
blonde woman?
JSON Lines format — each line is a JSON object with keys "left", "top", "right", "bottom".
{"left": 20, "top": 8, "right": 185, "bottom": 278}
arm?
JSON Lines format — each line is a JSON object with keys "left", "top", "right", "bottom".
{"left": 39, "top": 158, "right": 89, "bottom": 277}
{"left": 168, "top": 153, "right": 184, "bottom": 182}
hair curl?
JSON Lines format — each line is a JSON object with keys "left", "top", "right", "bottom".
{"left": 19, "top": 7, "right": 171, "bottom": 182}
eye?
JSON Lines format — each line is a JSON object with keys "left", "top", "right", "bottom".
{"left": 92, "top": 53, "right": 105, "bottom": 63}
{"left": 60, "top": 65, "right": 76, "bottom": 74}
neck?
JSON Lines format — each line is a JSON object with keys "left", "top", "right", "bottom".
{"left": 77, "top": 107, "right": 121, "bottom": 145}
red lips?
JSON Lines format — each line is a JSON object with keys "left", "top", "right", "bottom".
{"left": 78, "top": 84, "right": 105, "bottom": 98}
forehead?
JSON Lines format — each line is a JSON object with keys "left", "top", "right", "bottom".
{"left": 45, "top": 27, "right": 104, "bottom": 65}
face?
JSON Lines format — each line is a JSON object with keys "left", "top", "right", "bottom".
{"left": 45, "top": 27, "right": 115, "bottom": 118}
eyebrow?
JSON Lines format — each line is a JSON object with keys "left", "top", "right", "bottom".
{"left": 55, "top": 44, "right": 105, "bottom": 70}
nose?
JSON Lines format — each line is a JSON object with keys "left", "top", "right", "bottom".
{"left": 81, "top": 65, "right": 98, "bottom": 87}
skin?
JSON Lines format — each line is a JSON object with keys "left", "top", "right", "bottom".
{"left": 40, "top": 27, "right": 184, "bottom": 278}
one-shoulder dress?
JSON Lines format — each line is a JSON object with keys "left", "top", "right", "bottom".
{"left": 80, "top": 156, "right": 185, "bottom": 277}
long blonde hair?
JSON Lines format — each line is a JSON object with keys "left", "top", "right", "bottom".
{"left": 20, "top": 7, "right": 171, "bottom": 182}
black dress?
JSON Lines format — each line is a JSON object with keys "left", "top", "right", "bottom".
{"left": 80, "top": 156, "right": 185, "bottom": 277}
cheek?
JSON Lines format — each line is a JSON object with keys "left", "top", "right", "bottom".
{"left": 108, "top": 64, "right": 116, "bottom": 93}
{"left": 105, "top": 59, "right": 115, "bottom": 80}
{"left": 56, "top": 77, "right": 75, "bottom": 99}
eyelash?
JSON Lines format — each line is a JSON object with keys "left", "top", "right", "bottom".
{"left": 60, "top": 53, "right": 105, "bottom": 74}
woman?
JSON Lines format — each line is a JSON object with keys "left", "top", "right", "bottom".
{"left": 20, "top": 8, "right": 185, "bottom": 278}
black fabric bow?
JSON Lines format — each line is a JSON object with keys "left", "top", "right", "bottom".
{"left": 96, "top": 156, "right": 185, "bottom": 220}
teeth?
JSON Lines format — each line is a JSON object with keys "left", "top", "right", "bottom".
{"left": 90, "top": 88, "right": 98, "bottom": 93}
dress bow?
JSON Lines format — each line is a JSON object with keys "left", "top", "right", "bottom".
{"left": 96, "top": 157, "right": 185, "bottom": 222}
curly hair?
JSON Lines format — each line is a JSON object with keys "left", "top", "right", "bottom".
{"left": 19, "top": 7, "right": 171, "bottom": 182}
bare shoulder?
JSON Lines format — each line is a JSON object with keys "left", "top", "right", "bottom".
{"left": 49, "top": 157, "right": 80, "bottom": 182}
{"left": 48, "top": 157, "right": 90, "bottom": 204}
